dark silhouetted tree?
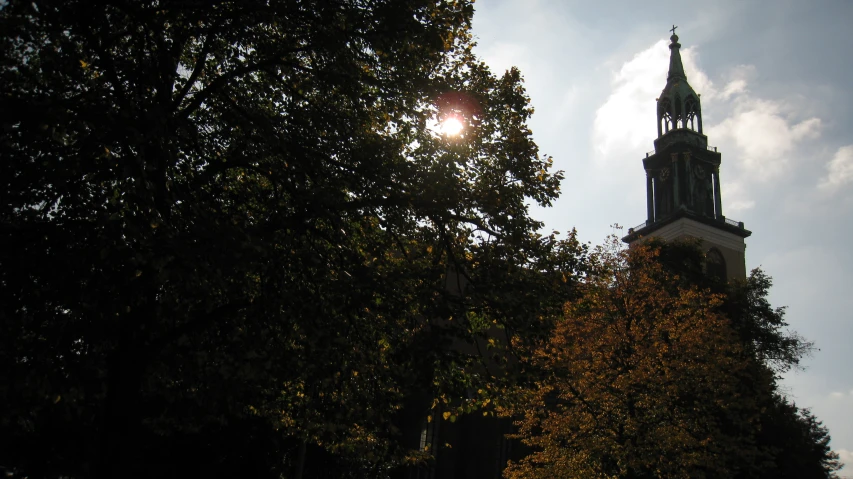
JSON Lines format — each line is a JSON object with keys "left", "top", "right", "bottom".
{"left": 0, "top": 1, "right": 576, "bottom": 477}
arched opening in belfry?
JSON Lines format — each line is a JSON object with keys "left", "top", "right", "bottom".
{"left": 673, "top": 94, "right": 682, "bottom": 127}
{"left": 659, "top": 99, "right": 672, "bottom": 134}
{"left": 705, "top": 248, "right": 727, "bottom": 281}
{"left": 684, "top": 95, "right": 699, "bottom": 130}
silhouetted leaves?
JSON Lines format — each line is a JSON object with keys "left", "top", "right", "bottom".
{"left": 0, "top": 1, "right": 568, "bottom": 477}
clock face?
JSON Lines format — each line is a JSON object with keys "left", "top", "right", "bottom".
{"left": 693, "top": 164, "right": 706, "bottom": 179}
{"left": 660, "top": 168, "right": 670, "bottom": 181}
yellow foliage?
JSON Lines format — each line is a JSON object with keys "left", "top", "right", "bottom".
{"left": 504, "top": 242, "right": 765, "bottom": 479}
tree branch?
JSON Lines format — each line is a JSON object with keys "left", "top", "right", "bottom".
{"left": 172, "top": 20, "right": 223, "bottom": 109}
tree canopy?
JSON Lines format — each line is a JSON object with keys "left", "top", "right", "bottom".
{"left": 500, "top": 239, "right": 840, "bottom": 479}
{"left": 0, "top": 1, "right": 574, "bottom": 477}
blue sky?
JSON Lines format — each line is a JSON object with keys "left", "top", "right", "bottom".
{"left": 471, "top": 0, "right": 853, "bottom": 474}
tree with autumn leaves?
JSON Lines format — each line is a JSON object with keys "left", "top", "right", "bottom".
{"left": 501, "top": 238, "right": 840, "bottom": 479}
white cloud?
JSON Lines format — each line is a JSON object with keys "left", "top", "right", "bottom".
{"left": 721, "top": 181, "right": 756, "bottom": 212}
{"left": 480, "top": 41, "right": 532, "bottom": 78}
{"left": 819, "top": 145, "right": 853, "bottom": 191}
{"left": 700, "top": 64, "right": 756, "bottom": 102}
{"left": 829, "top": 389, "right": 853, "bottom": 399}
{"left": 720, "top": 79, "right": 747, "bottom": 100}
{"left": 592, "top": 40, "right": 668, "bottom": 164}
{"left": 837, "top": 449, "right": 853, "bottom": 474}
{"left": 708, "top": 100, "right": 821, "bottom": 181}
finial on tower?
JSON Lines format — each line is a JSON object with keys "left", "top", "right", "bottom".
{"left": 666, "top": 27, "right": 685, "bottom": 80}
{"left": 670, "top": 25, "right": 679, "bottom": 43}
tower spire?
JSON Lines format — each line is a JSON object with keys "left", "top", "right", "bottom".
{"left": 667, "top": 31, "right": 687, "bottom": 82}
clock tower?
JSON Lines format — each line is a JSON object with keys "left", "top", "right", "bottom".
{"left": 622, "top": 29, "right": 751, "bottom": 281}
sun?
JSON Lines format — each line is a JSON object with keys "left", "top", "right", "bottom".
{"left": 440, "top": 116, "right": 464, "bottom": 136}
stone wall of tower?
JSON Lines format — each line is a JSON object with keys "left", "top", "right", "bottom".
{"left": 643, "top": 146, "right": 723, "bottom": 224}
{"left": 628, "top": 217, "right": 747, "bottom": 281}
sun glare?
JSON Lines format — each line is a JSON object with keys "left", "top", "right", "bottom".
{"left": 440, "top": 117, "right": 464, "bottom": 136}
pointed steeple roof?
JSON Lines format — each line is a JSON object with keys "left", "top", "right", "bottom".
{"left": 667, "top": 32, "right": 687, "bottom": 81}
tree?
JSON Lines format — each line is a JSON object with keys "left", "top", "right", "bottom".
{"left": 502, "top": 240, "right": 767, "bottom": 479}
{"left": 501, "top": 238, "right": 841, "bottom": 479}
{"left": 752, "top": 395, "right": 841, "bottom": 479}
{"left": 649, "top": 241, "right": 838, "bottom": 478}
{"left": 724, "top": 268, "right": 813, "bottom": 375}
{"left": 649, "top": 239, "right": 813, "bottom": 375}
{"left": 0, "top": 1, "right": 569, "bottom": 477}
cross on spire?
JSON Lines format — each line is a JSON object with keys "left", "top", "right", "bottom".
{"left": 670, "top": 24, "right": 678, "bottom": 35}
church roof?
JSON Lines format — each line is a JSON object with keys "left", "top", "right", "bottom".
{"left": 659, "top": 33, "right": 700, "bottom": 111}
{"left": 655, "top": 28, "right": 704, "bottom": 141}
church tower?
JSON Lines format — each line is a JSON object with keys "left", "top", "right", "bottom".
{"left": 622, "top": 29, "right": 751, "bottom": 281}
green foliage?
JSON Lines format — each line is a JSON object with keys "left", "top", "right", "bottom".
{"left": 0, "top": 1, "right": 573, "bottom": 477}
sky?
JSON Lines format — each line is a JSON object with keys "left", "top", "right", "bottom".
{"left": 471, "top": 0, "right": 853, "bottom": 474}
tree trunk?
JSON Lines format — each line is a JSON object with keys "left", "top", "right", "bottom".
{"left": 294, "top": 439, "right": 307, "bottom": 479}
